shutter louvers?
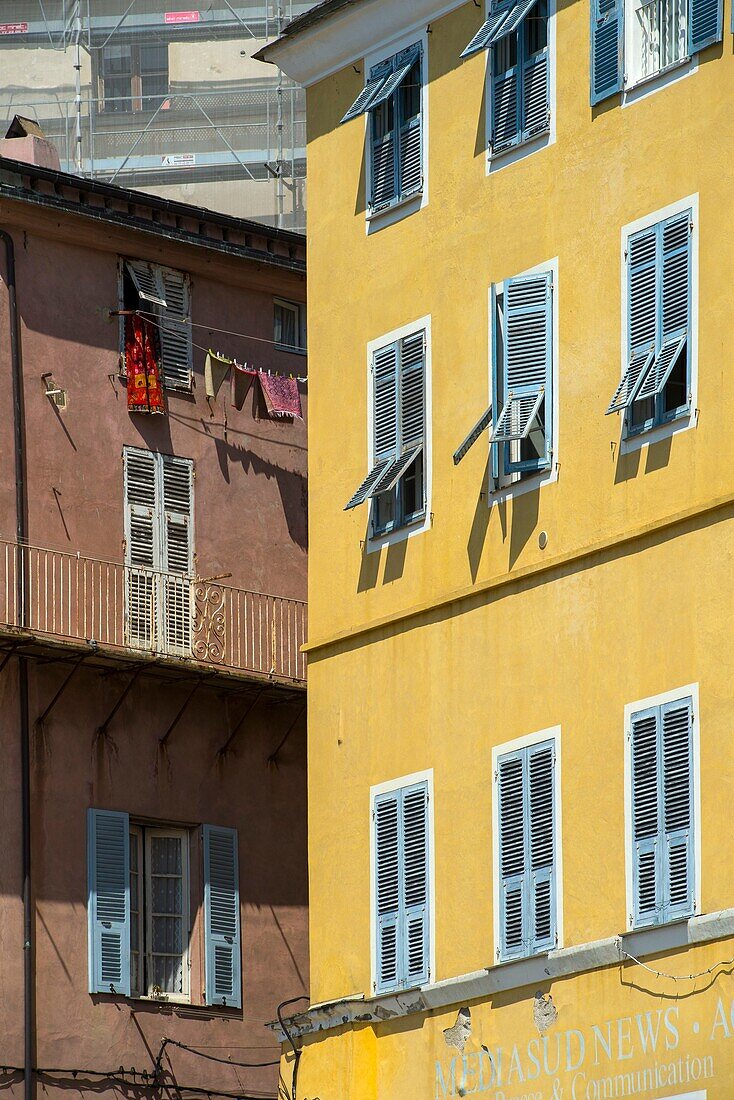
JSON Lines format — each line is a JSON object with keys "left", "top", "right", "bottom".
{"left": 591, "top": 0, "right": 623, "bottom": 105}
{"left": 126, "top": 260, "right": 167, "bottom": 308}
{"left": 606, "top": 225, "right": 657, "bottom": 413}
{"left": 375, "top": 792, "right": 400, "bottom": 992}
{"left": 492, "top": 66, "right": 520, "bottom": 151}
{"left": 662, "top": 699, "right": 694, "bottom": 920}
{"left": 461, "top": 9, "right": 512, "bottom": 57}
{"left": 402, "top": 784, "right": 429, "bottom": 987}
{"left": 88, "top": 809, "right": 130, "bottom": 996}
{"left": 370, "top": 62, "right": 414, "bottom": 108}
{"left": 498, "top": 752, "right": 526, "bottom": 959}
{"left": 161, "top": 456, "right": 193, "bottom": 655}
{"left": 124, "top": 448, "right": 158, "bottom": 649}
{"left": 631, "top": 709, "right": 661, "bottom": 927}
{"left": 523, "top": 51, "right": 550, "bottom": 138}
{"left": 400, "top": 332, "right": 425, "bottom": 450}
{"left": 495, "top": 0, "right": 539, "bottom": 40}
{"left": 689, "top": 0, "right": 722, "bottom": 51}
{"left": 203, "top": 825, "right": 241, "bottom": 1008}
{"left": 371, "top": 132, "right": 396, "bottom": 210}
{"left": 453, "top": 405, "right": 493, "bottom": 465}
{"left": 160, "top": 270, "right": 193, "bottom": 390}
{"left": 341, "top": 75, "right": 388, "bottom": 124}
{"left": 374, "top": 343, "right": 399, "bottom": 461}
{"left": 492, "top": 273, "right": 551, "bottom": 460}
{"left": 399, "top": 120, "right": 422, "bottom": 196}
{"left": 529, "top": 743, "right": 555, "bottom": 952}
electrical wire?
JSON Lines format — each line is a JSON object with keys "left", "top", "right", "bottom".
{"left": 161, "top": 1038, "right": 280, "bottom": 1070}
{"left": 616, "top": 937, "right": 734, "bottom": 981}
{"left": 135, "top": 310, "right": 308, "bottom": 361}
{"left": 0, "top": 1065, "right": 274, "bottom": 1100}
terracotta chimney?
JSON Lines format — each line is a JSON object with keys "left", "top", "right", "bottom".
{"left": 0, "top": 115, "right": 61, "bottom": 171}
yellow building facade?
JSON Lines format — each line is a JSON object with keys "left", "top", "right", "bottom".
{"left": 260, "top": 0, "right": 734, "bottom": 1096}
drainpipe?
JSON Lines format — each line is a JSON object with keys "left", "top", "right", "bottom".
{"left": 1, "top": 228, "right": 33, "bottom": 1100}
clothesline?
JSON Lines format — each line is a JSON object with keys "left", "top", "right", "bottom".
{"left": 134, "top": 307, "right": 309, "bottom": 362}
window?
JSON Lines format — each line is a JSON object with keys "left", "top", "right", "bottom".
{"left": 372, "top": 779, "right": 430, "bottom": 994}
{"left": 122, "top": 259, "right": 193, "bottom": 391}
{"left": 123, "top": 447, "right": 194, "bottom": 656}
{"left": 100, "top": 43, "right": 169, "bottom": 113}
{"left": 606, "top": 209, "right": 692, "bottom": 434}
{"left": 274, "top": 298, "right": 307, "bottom": 353}
{"left": 495, "top": 737, "right": 558, "bottom": 962}
{"left": 341, "top": 43, "right": 423, "bottom": 214}
{"left": 88, "top": 810, "right": 241, "bottom": 1006}
{"left": 462, "top": 0, "right": 551, "bottom": 154}
{"left": 490, "top": 269, "right": 553, "bottom": 479}
{"left": 344, "top": 328, "right": 426, "bottom": 536}
{"left": 591, "top": 0, "right": 721, "bottom": 102}
{"left": 628, "top": 696, "right": 695, "bottom": 928}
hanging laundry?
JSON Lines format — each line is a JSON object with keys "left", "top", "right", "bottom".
{"left": 205, "top": 350, "right": 232, "bottom": 401}
{"left": 232, "top": 360, "right": 255, "bottom": 410}
{"left": 258, "top": 371, "right": 303, "bottom": 420}
{"left": 126, "top": 314, "right": 165, "bottom": 415}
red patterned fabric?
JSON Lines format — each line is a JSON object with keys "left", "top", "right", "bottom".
{"left": 126, "top": 314, "right": 165, "bottom": 415}
{"left": 258, "top": 371, "right": 302, "bottom": 419}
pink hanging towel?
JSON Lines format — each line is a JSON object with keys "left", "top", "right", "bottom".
{"left": 258, "top": 371, "right": 303, "bottom": 419}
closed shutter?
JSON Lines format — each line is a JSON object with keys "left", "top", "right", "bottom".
{"left": 161, "top": 456, "right": 194, "bottom": 654}
{"left": 606, "top": 225, "right": 657, "bottom": 413}
{"left": 689, "top": 0, "right": 722, "bottom": 51}
{"left": 492, "top": 64, "right": 520, "bottom": 151}
{"left": 160, "top": 269, "right": 193, "bottom": 390}
{"left": 523, "top": 50, "right": 550, "bottom": 138}
{"left": 344, "top": 342, "right": 398, "bottom": 510}
{"left": 374, "top": 782, "right": 429, "bottom": 993}
{"left": 498, "top": 750, "right": 526, "bottom": 959}
{"left": 203, "top": 825, "right": 241, "bottom": 1008}
{"left": 591, "top": 0, "right": 624, "bottom": 105}
{"left": 124, "top": 448, "right": 158, "bottom": 648}
{"left": 88, "top": 808, "right": 131, "bottom": 996}
{"left": 528, "top": 742, "right": 555, "bottom": 953}
{"left": 631, "top": 707, "right": 661, "bottom": 927}
{"left": 636, "top": 213, "right": 691, "bottom": 400}
{"left": 661, "top": 699, "right": 694, "bottom": 921}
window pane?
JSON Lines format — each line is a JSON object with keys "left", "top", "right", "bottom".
{"left": 663, "top": 340, "right": 688, "bottom": 412}
{"left": 526, "top": 0, "right": 548, "bottom": 55}
{"left": 148, "top": 834, "right": 186, "bottom": 995}
{"left": 140, "top": 43, "right": 168, "bottom": 73}
{"left": 151, "top": 835, "right": 182, "bottom": 875}
{"left": 129, "top": 830, "right": 142, "bottom": 995}
{"left": 275, "top": 303, "right": 298, "bottom": 349}
{"left": 399, "top": 59, "right": 421, "bottom": 122}
{"left": 372, "top": 98, "right": 394, "bottom": 141}
{"left": 103, "top": 45, "right": 133, "bottom": 75}
{"left": 494, "top": 32, "right": 517, "bottom": 73}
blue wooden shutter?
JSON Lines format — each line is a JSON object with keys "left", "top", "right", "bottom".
{"left": 689, "top": 0, "right": 722, "bottom": 51}
{"left": 341, "top": 75, "right": 388, "bottom": 124}
{"left": 203, "top": 824, "right": 242, "bottom": 1008}
{"left": 491, "top": 58, "right": 521, "bottom": 151}
{"left": 636, "top": 213, "right": 691, "bottom": 401}
{"left": 401, "top": 783, "right": 429, "bottom": 987}
{"left": 375, "top": 791, "right": 401, "bottom": 992}
{"left": 528, "top": 742, "right": 556, "bottom": 952}
{"left": 590, "top": 0, "right": 623, "bottom": 105}
{"left": 397, "top": 50, "right": 423, "bottom": 197}
{"left": 606, "top": 225, "right": 657, "bottom": 413}
{"left": 490, "top": 284, "right": 501, "bottom": 484}
{"left": 461, "top": 6, "right": 515, "bottom": 57}
{"left": 631, "top": 707, "right": 661, "bottom": 928}
{"left": 88, "top": 808, "right": 130, "bottom": 996}
{"left": 661, "top": 698, "right": 694, "bottom": 921}
{"left": 344, "top": 342, "right": 398, "bottom": 509}
{"left": 498, "top": 750, "right": 527, "bottom": 959}
{"left": 523, "top": 48, "right": 550, "bottom": 140}
{"left": 369, "top": 58, "right": 397, "bottom": 210}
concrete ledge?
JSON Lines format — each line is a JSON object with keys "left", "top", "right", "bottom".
{"left": 270, "top": 908, "right": 734, "bottom": 1041}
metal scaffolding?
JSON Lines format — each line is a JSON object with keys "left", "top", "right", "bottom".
{"left": 0, "top": 1, "right": 308, "bottom": 229}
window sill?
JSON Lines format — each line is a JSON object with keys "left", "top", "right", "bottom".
{"left": 620, "top": 405, "right": 695, "bottom": 455}
{"left": 487, "top": 126, "right": 552, "bottom": 175}
{"left": 622, "top": 54, "right": 695, "bottom": 106}
{"left": 366, "top": 190, "right": 423, "bottom": 233}
{"left": 275, "top": 345, "right": 307, "bottom": 356}
{"left": 490, "top": 461, "right": 556, "bottom": 504}
{"left": 368, "top": 509, "right": 428, "bottom": 552}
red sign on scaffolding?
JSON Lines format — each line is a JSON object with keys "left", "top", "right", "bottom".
{"left": 0, "top": 22, "right": 29, "bottom": 34}
{"left": 164, "top": 10, "right": 200, "bottom": 23}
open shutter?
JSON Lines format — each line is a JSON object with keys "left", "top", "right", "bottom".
{"left": 88, "top": 809, "right": 130, "bottom": 996}
{"left": 591, "top": 0, "right": 623, "bottom": 105}
{"left": 203, "top": 825, "right": 241, "bottom": 1008}
{"left": 689, "top": 0, "right": 722, "bottom": 52}
{"left": 161, "top": 456, "right": 193, "bottom": 655}
{"left": 529, "top": 742, "right": 555, "bottom": 952}
{"left": 375, "top": 791, "right": 400, "bottom": 992}
{"left": 662, "top": 698, "right": 694, "bottom": 921}
{"left": 160, "top": 269, "right": 193, "bottom": 390}
{"left": 401, "top": 783, "right": 429, "bottom": 987}
{"left": 498, "top": 750, "right": 527, "bottom": 959}
{"left": 341, "top": 75, "right": 388, "bottom": 124}
{"left": 453, "top": 405, "right": 493, "bottom": 465}
{"left": 461, "top": 6, "right": 514, "bottom": 56}
{"left": 126, "top": 260, "right": 167, "bottom": 308}
{"left": 606, "top": 225, "right": 657, "bottom": 413}
{"left": 636, "top": 213, "right": 691, "bottom": 401}
{"left": 631, "top": 707, "right": 661, "bottom": 927}
{"left": 124, "top": 448, "right": 159, "bottom": 649}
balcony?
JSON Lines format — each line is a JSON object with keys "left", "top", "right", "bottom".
{"left": 0, "top": 540, "right": 306, "bottom": 686}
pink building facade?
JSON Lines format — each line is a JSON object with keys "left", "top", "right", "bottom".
{"left": 0, "top": 148, "right": 308, "bottom": 1100}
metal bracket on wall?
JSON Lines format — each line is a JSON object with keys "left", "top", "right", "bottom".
{"left": 94, "top": 664, "right": 148, "bottom": 741}
{"left": 216, "top": 688, "right": 265, "bottom": 759}
{"left": 34, "top": 652, "right": 88, "bottom": 735}
{"left": 266, "top": 704, "right": 305, "bottom": 768}
{"left": 159, "top": 676, "right": 209, "bottom": 748}
{"left": 0, "top": 642, "right": 21, "bottom": 677}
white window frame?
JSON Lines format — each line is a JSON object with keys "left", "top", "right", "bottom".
{"left": 128, "top": 823, "right": 191, "bottom": 1003}
{"left": 483, "top": 0, "right": 557, "bottom": 175}
{"left": 622, "top": 0, "right": 696, "bottom": 104}
{"left": 366, "top": 315, "right": 432, "bottom": 550}
{"left": 369, "top": 769, "right": 435, "bottom": 996}
{"left": 488, "top": 257, "right": 559, "bottom": 501}
{"left": 364, "top": 26, "right": 429, "bottom": 235}
{"left": 274, "top": 297, "right": 307, "bottom": 355}
{"left": 619, "top": 193, "right": 698, "bottom": 454}
{"left": 623, "top": 683, "right": 701, "bottom": 933}
{"left": 491, "top": 726, "right": 563, "bottom": 962}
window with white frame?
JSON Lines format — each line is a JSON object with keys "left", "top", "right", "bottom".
{"left": 88, "top": 810, "right": 241, "bottom": 1006}
{"left": 344, "top": 328, "right": 426, "bottom": 535}
{"left": 340, "top": 42, "right": 423, "bottom": 214}
{"left": 591, "top": 0, "right": 721, "bottom": 103}
{"left": 628, "top": 695, "right": 695, "bottom": 928}
{"left": 606, "top": 208, "right": 692, "bottom": 434}
{"left": 461, "top": 0, "right": 551, "bottom": 154}
{"left": 122, "top": 259, "right": 193, "bottom": 390}
{"left": 495, "top": 737, "right": 558, "bottom": 962}
{"left": 274, "top": 298, "right": 307, "bottom": 353}
{"left": 373, "top": 779, "right": 430, "bottom": 994}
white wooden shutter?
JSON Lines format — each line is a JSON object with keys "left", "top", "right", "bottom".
{"left": 125, "top": 260, "right": 167, "bottom": 308}
{"left": 159, "top": 269, "right": 193, "bottom": 390}
{"left": 203, "top": 825, "right": 241, "bottom": 1007}
{"left": 528, "top": 742, "right": 555, "bottom": 952}
{"left": 88, "top": 808, "right": 130, "bottom": 996}
{"left": 124, "top": 448, "right": 158, "bottom": 648}
{"left": 375, "top": 791, "right": 400, "bottom": 992}
{"left": 161, "top": 455, "right": 193, "bottom": 655}
{"left": 498, "top": 750, "right": 526, "bottom": 959}
{"left": 401, "top": 783, "right": 429, "bottom": 987}
{"left": 662, "top": 699, "right": 694, "bottom": 921}
{"left": 631, "top": 707, "right": 661, "bottom": 927}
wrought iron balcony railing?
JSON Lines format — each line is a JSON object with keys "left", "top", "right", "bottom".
{"left": 0, "top": 540, "right": 306, "bottom": 684}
